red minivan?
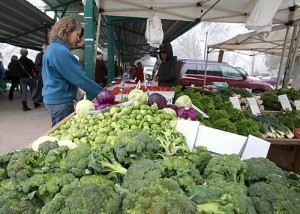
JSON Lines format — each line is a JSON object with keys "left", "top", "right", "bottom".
{"left": 178, "top": 60, "right": 273, "bottom": 92}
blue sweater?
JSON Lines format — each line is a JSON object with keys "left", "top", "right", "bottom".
{"left": 42, "top": 40, "right": 103, "bottom": 104}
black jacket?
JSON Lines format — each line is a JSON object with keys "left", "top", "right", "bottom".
{"left": 19, "top": 56, "right": 35, "bottom": 78}
{"left": 158, "top": 43, "right": 179, "bottom": 87}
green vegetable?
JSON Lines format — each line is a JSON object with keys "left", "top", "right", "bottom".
{"left": 203, "top": 154, "right": 247, "bottom": 185}
{"left": 127, "top": 89, "right": 147, "bottom": 104}
{"left": 122, "top": 178, "right": 197, "bottom": 214}
{"left": 75, "top": 99, "right": 95, "bottom": 115}
{"left": 175, "top": 95, "right": 192, "bottom": 108}
{"left": 113, "top": 130, "right": 160, "bottom": 165}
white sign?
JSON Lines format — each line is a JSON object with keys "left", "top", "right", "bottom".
{"left": 278, "top": 94, "right": 292, "bottom": 111}
{"left": 294, "top": 100, "right": 300, "bottom": 110}
{"left": 246, "top": 97, "right": 261, "bottom": 115}
{"left": 229, "top": 96, "right": 241, "bottom": 110}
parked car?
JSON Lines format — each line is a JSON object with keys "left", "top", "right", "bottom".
{"left": 235, "top": 67, "right": 261, "bottom": 81}
{"left": 178, "top": 59, "right": 273, "bottom": 92}
{"left": 260, "top": 75, "right": 284, "bottom": 86}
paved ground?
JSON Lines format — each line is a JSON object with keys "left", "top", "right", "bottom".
{"left": 0, "top": 87, "right": 51, "bottom": 155}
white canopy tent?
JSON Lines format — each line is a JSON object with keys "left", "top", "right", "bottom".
{"left": 208, "top": 25, "right": 300, "bottom": 57}
{"left": 94, "top": 0, "right": 300, "bottom": 87}
{"left": 208, "top": 24, "right": 300, "bottom": 88}
{"left": 95, "top": 0, "right": 300, "bottom": 25}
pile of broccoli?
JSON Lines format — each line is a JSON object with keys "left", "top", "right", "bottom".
{"left": 0, "top": 129, "right": 300, "bottom": 213}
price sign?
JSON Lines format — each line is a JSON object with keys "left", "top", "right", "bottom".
{"left": 246, "top": 98, "right": 261, "bottom": 115}
{"left": 229, "top": 96, "right": 241, "bottom": 110}
{"left": 294, "top": 100, "right": 300, "bottom": 110}
{"left": 278, "top": 94, "right": 292, "bottom": 111}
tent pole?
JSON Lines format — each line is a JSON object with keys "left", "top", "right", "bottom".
{"left": 276, "top": 25, "right": 290, "bottom": 89}
{"left": 203, "top": 32, "right": 209, "bottom": 87}
{"left": 284, "top": 25, "right": 300, "bottom": 87}
{"left": 94, "top": 13, "right": 102, "bottom": 67}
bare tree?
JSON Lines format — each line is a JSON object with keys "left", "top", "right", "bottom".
{"left": 172, "top": 22, "right": 233, "bottom": 59}
{"left": 264, "top": 55, "right": 281, "bottom": 71}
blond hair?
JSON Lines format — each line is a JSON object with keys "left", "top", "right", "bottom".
{"left": 48, "top": 17, "right": 82, "bottom": 46}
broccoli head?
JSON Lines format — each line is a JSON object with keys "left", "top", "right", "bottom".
{"left": 122, "top": 159, "right": 163, "bottom": 192}
{"left": 65, "top": 143, "right": 91, "bottom": 177}
{"left": 122, "top": 178, "right": 197, "bottom": 214}
{"left": 113, "top": 130, "right": 160, "bottom": 165}
{"left": 0, "top": 179, "right": 42, "bottom": 213}
{"left": 248, "top": 182, "right": 300, "bottom": 214}
{"left": 161, "top": 156, "right": 203, "bottom": 191}
{"left": 243, "top": 157, "right": 287, "bottom": 186}
{"left": 6, "top": 148, "right": 40, "bottom": 180}
{"left": 186, "top": 146, "right": 212, "bottom": 174}
{"left": 41, "top": 176, "right": 122, "bottom": 214}
{"left": 203, "top": 154, "right": 247, "bottom": 185}
{"left": 196, "top": 181, "right": 256, "bottom": 214}
{"left": 21, "top": 172, "right": 76, "bottom": 203}
{"left": 37, "top": 140, "right": 59, "bottom": 156}
{"left": 42, "top": 145, "right": 69, "bottom": 172}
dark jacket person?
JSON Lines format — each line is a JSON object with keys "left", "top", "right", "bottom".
{"left": 157, "top": 43, "right": 179, "bottom": 87}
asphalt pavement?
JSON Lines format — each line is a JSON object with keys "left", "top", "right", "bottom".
{"left": 0, "top": 86, "right": 51, "bottom": 155}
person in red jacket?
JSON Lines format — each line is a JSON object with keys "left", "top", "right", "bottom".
{"left": 132, "top": 62, "right": 144, "bottom": 83}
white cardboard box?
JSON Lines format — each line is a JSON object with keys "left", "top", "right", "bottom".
{"left": 194, "top": 125, "right": 247, "bottom": 155}
{"left": 175, "top": 120, "right": 200, "bottom": 151}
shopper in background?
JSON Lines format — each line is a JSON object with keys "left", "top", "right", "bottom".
{"left": 95, "top": 54, "right": 108, "bottom": 87}
{"left": 7, "top": 55, "right": 21, "bottom": 101}
{"left": 42, "top": 16, "right": 104, "bottom": 126}
{"left": 33, "top": 41, "right": 49, "bottom": 106}
{"left": 132, "top": 61, "right": 144, "bottom": 83}
{"left": 19, "top": 48, "right": 36, "bottom": 111}
{"left": 154, "top": 43, "right": 179, "bottom": 87}
{"left": 0, "top": 60, "right": 6, "bottom": 95}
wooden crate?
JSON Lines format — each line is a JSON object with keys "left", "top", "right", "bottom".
{"left": 265, "top": 138, "right": 300, "bottom": 174}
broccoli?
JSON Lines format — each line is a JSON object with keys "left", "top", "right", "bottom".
{"left": 41, "top": 175, "right": 122, "bottom": 214}
{"left": 248, "top": 182, "right": 300, "bottom": 214}
{"left": 186, "top": 146, "right": 212, "bottom": 174}
{"left": 187, "top": 178, "right": 228, "bottom": 204}
{"left": 122, "top": 178, "right": 197, "bottom": 214}
{"left": 65, "top": 143, "right": 92, "bottom": 177}
{"left": 155, "top": 125, "right": 189, "bottom": 158}
{"left": 195, "top": 181, "right": 256, "bottom": 214}
{"left": 63, "top": 184, "right": 122, "bottom": 214}
{"left": 161, "top": 156, "right": 203, "bottom": 191}
{"left": 21, "top": 172, "right": 76, "bottom": 203}
{"left": 203, "top": 154, "right": 247, "bottom": 185}
{"left": 89, "top": 144, "right": 127, "bottom": 177}
{"left": 6, "top": 148, "right": 40, "bottom": 180}
{"left": 37, "top": 141, "right": 59, "bottom": 155}
{"left": 113, "top": 130, "right": 160, "bottom": 165}
{"left": 0, "top": 179, "right": 43, "bottom": 213}
{"left": 42, "top": 145, "right": 69, "bottom": 172}
{"left": 243, "top": 157, "right": 287, "bottom": 186}
{"left": 122, "top": 159, "right": 163, "bottom": 192}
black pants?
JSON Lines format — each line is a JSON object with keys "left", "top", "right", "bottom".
{"left": 9, "top": 77, "right": 19, "bottom": 99}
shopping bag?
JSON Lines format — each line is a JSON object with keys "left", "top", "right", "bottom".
{"left": 32, "top": 76, "right": 43, "bottom": 103}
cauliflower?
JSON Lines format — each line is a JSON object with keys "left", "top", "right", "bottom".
{"left": 127, "top": 89, "right": 147, "bottom": 104}
{"left": 75, "top": 99, "right": 95, "bottom": 115}
{"left": 58, "top": 140, "right": 78, "bottom": 149}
